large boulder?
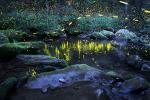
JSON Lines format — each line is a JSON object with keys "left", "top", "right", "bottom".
{"left": 117, "top": 77, "right": 149, "bottom": 93}
{"left": 127, "top": 55, "right": 150, "bottom": 74}
{"left": 24, "top": 64, "right": 105, "bottom": 92}
{"left": 115, "top": 29, "right": 138, "bottom": 41}
{"left": 0, "top": 41, "right": 45, "bottom": 59}
{"left": 0, "top": 77, "right": 17, "bottom": 100}
{"left": 16, "top": 55, "right": 68, "bottom": 68}
{"left": 0, "top": 33, "right": 9, "bottom": 44}
{"left": 127, "top": 55, "right": 142, "bottom": 69}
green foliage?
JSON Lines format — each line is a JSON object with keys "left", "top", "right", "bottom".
{"left": 0, "top": 16, "right": 16, "bottom": 30}
{"left": 0, "top": 29, "right": 27, "bottom": 42}
{"left": 0, "top": 10, "right": 122, "bottom": 36}
{"left": 69, "top": 16, "right": 121, "bottom": 33}
{"left": 8, "top": 10, "right": 61, "bottom": 31}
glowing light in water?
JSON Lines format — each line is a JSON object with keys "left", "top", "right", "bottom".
{"left": 106, "top": 43, "right": 111, "bottom": 51}
{"left": 55, "top": 47, "right": 60, "bottom": 58}
{"left": 47, "top": 40, "right": 113, "bottom": 62}
{"left": 43, "top": 44, "right": 51, "bottom": 56}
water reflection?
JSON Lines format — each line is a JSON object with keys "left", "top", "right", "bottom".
{"left": 43, "top": 40, "right": 114, "bottom": 64}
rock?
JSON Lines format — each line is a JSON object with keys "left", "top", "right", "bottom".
{"left": 105, "top": 70, "right": 134, "bottom": 84}
{"left": 90, "top": 32, "right": 108, "bottom": 40}
{"left": 0, "top": 33, "right": 9, "bottom": 44}
{"left": 59, "top": 78, "right": 66, "bottom": 83}
{"left": 105, "top": 71, "right": 120, "bottom": 79}
{"left": 103, "top": 27, "right": 115, "bottom": 33}
{"left": 140, "top": 35, "right": 150, "bottom": 44}
{"left": 127, "top": 55, "right": 142, "bottom": 69}
{"left": 127, "top": 55, "right": 150, "bottom": 73}
{"left": 95, "top": 89, "right": 110, "bottom": 100}
{"left": 141, "top": 63, "right": 150, "bottom": 72}
{"left": 36, "top": 65, "right": 60, "bottom": 73}
{"left": 115, "top": 29, "right": 138, "bottom": 41}
{"left": 78, "top": 32, "right": 92, "bottom": 39}
{"left": 17, "top": 55, "right": 68, "bottom": 68}
{"left": 0, "top": 41, "right": 45, "bottom": 59}
{"left": 113, "top": 49, "right": 127, "bottom": 61}
{"left": 0, "top": 77, "right": 17, "bottom": 100}
{"left": 90, "top": 30, "right": 115, "bottom": 40}
{"left": 100, "top": 30, "right": 115, "bottom": 39}
{"left": 143, "top": 88, "right": 150, "bottom": 100}
{"left": 25, "top": 64, "right": 104, "bottom": 92}
{"left": 16, "top": 76, "right": 29, "bottom": 88}
{"left": 118, "top": 77, "right": 149, "bottom": 93}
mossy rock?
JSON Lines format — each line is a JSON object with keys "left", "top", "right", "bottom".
{"left": 25, "top": 64, "right": 104, "bottom": 92}
{"left": 0, "top": 77, "right": 17, "bottom": 100}
{"left": 0, "top": 41, "right": 45, "bottom": 59}
{"left": 115, "top": 29, "right": 138, "bottom": 40}
{"left": 90, "top": 32, "right": 108, "bottom": 39}
{"left": 118, "top": 77, "right": 149, "bottom": 93}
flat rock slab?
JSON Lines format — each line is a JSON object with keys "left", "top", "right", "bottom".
{"left": 24, "top": 64, "right": 105, "bottom": 92}
{"left": 17, "top": 55, "right": 68, "bottom": 68}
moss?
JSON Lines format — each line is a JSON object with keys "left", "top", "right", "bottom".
{"left": 0, "top": 41, "right": 45, "bottom": 59}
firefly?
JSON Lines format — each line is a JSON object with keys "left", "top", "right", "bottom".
{"left": 98, "top": 14, "right": 103, "bottom": 16}
{"left": 112, "top": 16, "right": 119, "bottom": 18}
{"left": 69, "top": 22, "right": 73, "bottom": 26}
{"left": 119, "top": 1, "right": 128, "bottom": 5}
{"left": 77, "top": 17, "right": 82, "bottom": 19}
{"left": 85, "top": 15, "right": 91, "bottom": 17}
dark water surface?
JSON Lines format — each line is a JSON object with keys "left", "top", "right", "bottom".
{"left": 44, "top": 39, "right": 122, "bottom": 69}
{"left": 3, "top": 38, "right": 149, "bottom": 100}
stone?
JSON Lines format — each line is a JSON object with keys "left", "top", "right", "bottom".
{"left": 95, "top": 89, "right": 110, "bottom": 100}
{"left": 118, "top": 77, "right": 149, "bottom": 93}
{"left": 115, "top": 29, "right": 138, "bottom": 41}
{"left": 100, "top": 30, "right": 115, "bottom": 39}
{"left": 0, "top": 41, "right": 45, "bottom": 59}
{"left": 141, "top": 63, "right": 150, "bottom": 72}
{"left": 17, "top": 55, "right": 68, "bottom": 68}
{"left": 127, "top": 55, "right": 142, "bottom": 69}
{"left": 0, "top": 77, "right": 17, "bottom": 100}
{"left": 24, "top": 64, "right": 104, "bottom": 92}
{"left": 90, "top": 32, "right": 108, "bottom": 40}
